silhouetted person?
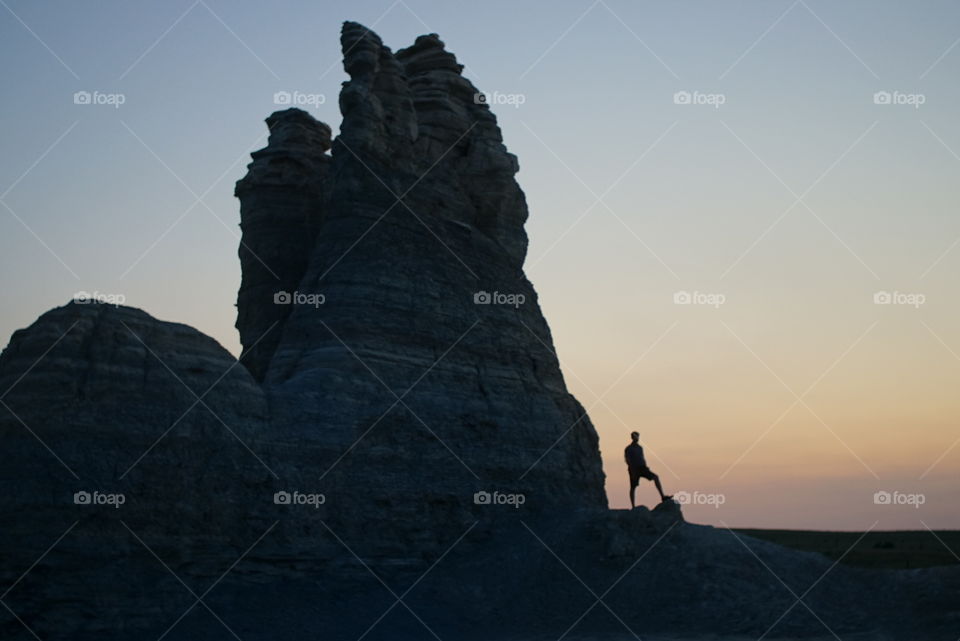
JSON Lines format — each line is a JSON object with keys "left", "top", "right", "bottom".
{"left": 625, "top": 431, "right": 671, "bottom": 508}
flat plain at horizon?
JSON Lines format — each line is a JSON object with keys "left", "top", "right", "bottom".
{"left": 733, "top": 527, "right": 960, "bottom": 569}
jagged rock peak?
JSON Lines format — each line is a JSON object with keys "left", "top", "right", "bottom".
{"left": 265, "top": 108, "right": 332, "bottom": 152}
{"left": 235, "top": 108, "right": 331, "bottom": 194}
{"left": 234, "top": 22, "right": 537, "bottom": 379}
{"left": 337, "top": 21, "right": 419, "bottom": 163}
{"left": 340, "top": 21, "right": 388, "bottom": 77}
{"left": 396, "top": 33, "right": 465, "bottom": 74}
{"left": 334, "top": 22, "right": 528, "bottom": 264}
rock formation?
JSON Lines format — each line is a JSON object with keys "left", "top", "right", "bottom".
{"left": 235, "top": 108, "right": 331, "bottom": 380}
{"left": 0, "top": 21, "right": 955, "bottom": 641}
{"left": 233, "top": 22, "right": 607, "bottom": 552}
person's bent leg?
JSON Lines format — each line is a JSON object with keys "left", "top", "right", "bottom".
{"left": 652, "top": 473, "right": 666, "bottom": 501}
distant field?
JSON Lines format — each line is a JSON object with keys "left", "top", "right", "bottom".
{"left": 733, "top": 529, "right": 960, "bottom": 569}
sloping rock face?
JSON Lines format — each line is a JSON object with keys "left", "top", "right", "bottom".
{"left": 0, "top": 21, "right": 956, "bottom": 641}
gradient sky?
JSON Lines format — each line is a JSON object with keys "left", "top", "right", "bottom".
{"left": 2, "top": 0, "right": 958, "bottom": 531}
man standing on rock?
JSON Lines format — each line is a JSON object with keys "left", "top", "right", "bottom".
{"left": 625, "top": 431, "right": 671, "bottom": 508}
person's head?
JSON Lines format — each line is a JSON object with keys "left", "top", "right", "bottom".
{"left": 630, "top": 431, "right": 639, "bottom": 443}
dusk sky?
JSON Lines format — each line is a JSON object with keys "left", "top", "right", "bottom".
{"left": 2, "top": 0, "right": 959, "bottom": 530}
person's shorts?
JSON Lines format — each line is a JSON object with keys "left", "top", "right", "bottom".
{"left": 629, "top": 466, "right": 655, "bottom": 488}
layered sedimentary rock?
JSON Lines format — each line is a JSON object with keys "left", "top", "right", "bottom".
{"left": 0, "top": 302, "right": 272, "bottom": 638}
{"left": 235, "top": 109, "right": 332, "bottom": 380}
{"left": 0, "top": 21, "right": 955, "bottom": 641}
{"left": 234, "top": 23, "right": 607, "bottom": 551}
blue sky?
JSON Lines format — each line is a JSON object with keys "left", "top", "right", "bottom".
{"left": 2, "top": 0, "right": 960, "bottom": 529}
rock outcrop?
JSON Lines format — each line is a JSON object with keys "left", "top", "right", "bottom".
{"left": 0, "top": 302, "right": 272, "bottom": 638}
{"left": 1, "top": 21, "right": 956, "bottom": 641}
{"left": 233, "top": 22, "right": 607, "bottom": 554}
{"left": 235, "top": 108, "right": 332, "bottom": 380}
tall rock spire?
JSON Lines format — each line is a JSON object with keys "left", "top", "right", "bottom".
{"left": 247, "top": 22, "right": 607, "bottom": 525}
{"left": 231, "top": 24, "right": 613, "bottom": 558}
{"left": 235, "top": 108, "right": 332, "bottom": 379}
